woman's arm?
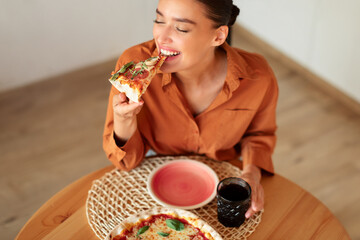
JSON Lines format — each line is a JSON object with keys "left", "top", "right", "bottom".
{"left": 240, "top": 62, "right": 279, "bottom": 218}
{"left": 240, "top": 64, "right": 278, "bottom": 174}
{"left": 103, "top": 87, "right": 149, "bottom": 171}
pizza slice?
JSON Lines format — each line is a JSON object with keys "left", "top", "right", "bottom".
{"left": 106, "top": 208, "right": 222, "bottom": 240}
{"left": 109, "top": 55, "right": 167, "bottom": 102}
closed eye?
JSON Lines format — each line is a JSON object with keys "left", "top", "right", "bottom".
{"left": 226, "top": 108, "right": 252, "bottom": 111}
{"left": 176, "top": 27, "right": 189, "bottom": 33}
{"left": 153, "top": 20, "right": 165, "bottom": 24}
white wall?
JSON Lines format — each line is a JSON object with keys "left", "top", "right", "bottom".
{"left": 2, "top": 0, "right": 360, "bottom": 103}
{"left": 234, "top": 0, "right": 360, "bottom": 103}
{"left": 0, "top": 0, "right": 158, "bottom": 91}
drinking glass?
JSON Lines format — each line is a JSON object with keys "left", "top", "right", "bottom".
{"left": 217, "top": 177, "right": 251, "bottom": 227}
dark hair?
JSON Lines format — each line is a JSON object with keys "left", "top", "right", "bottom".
{"left": 195, "top": 0, "right": 240, "bottom": 28}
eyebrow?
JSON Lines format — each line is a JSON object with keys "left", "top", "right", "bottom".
{"left": 156, "top": 9, "right": 197, "bottom": 25}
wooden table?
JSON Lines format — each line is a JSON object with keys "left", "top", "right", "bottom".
{"left": 16, "top": 160, "right": 350, "bottom": 240}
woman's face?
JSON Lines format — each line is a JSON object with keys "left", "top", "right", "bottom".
{"left": 153, "top": 0, "right": 220, "bottom": 73}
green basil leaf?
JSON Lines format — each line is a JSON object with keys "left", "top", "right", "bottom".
{"left": 110, "top": 72, "right": 119, "bottom": 81}
{"left": 136, "top": 226, "right": 150, "bottom": 237}
{"left": 157, "top": 232, "right": 170, "bottom": 237}
{"left": 166, "top": 219, "right": 184, "bottom": 231}
{"left": 119, "top": 61, "right": 134, "bottom": 73}
{"left": 146, "top": 56, "right": 157, "bottom": 61}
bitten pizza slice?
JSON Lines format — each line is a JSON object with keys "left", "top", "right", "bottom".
{"left": 108, "top": 55, "right": 167, "bottom": 102}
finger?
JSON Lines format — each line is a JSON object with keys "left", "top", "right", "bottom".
{"left": 128, "top": 98, "right": 140, "bottom": 104}
{"left": 245, "top": 205, "right": 256, "bottom": 219}
{"left": 119, "top": 101, "right": 143, "bottom": 114}
{"left": 244, "top": 188, "right": 257, "bottom": 219}
{"left": 113, "top": 93, "right": 128, "bottom": 106}
{"left": 114, "top": 101, "right": 144, "bottom": 119}
{"left": 118, "top": 92, "right": 127, "bottom": 102}
{"left": 251, "top": 184, "right": 258, "bottom": 204}
{"left": 255, "top": 186, "right": 264, "bottom": 211}
{"left": 128, "top": 99, "right": 144, "bottom": 106}
{"left": 250, "top": 187, "right": 264, "bottom": 216}
{"left": 253, "top": 187, "right": 264, "bottom": 211}
{"left": 134, "top": 104, "right": 144, "bottom": 115}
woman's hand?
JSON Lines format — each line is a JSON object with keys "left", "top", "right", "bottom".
{"left": 113, "top": 93, "right": 143, "bottom": 120}
{"left": 240, "top": 164, "right": 264, "bottom": 219}
{"left": 112, "top": 93, "right": 144, "bottom": 142}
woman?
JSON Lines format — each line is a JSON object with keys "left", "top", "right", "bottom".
{"left": 103, "top": 0, "right": 278, "bottom": 219}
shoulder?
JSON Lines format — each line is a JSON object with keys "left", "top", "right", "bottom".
{"left": 224, "top": 42, "right": 277, "bottom": 84}
{"left": 225, "top": 45, "right": 278, "bottom": 99}
{"left": 115, "top": 40, "right": 157, "bottom": 71}
{"left": 231, "top": 47, "right": 277, "bottom": 90}
{"left": 232, "top": 47, "right": 273, "bottom": 76}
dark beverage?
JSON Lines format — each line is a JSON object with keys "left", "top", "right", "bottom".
{"left": 218, "top": 184, "right": 249, "bottom": 201}
{"left": 217, "top": 178, "right": 251, "bottom": 228}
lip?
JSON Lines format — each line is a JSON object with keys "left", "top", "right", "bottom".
{"left": 158, "top": 45, "right": 181, "bottom": 61}
{"left": 159, "top": 46, "right": 180, "bottom": 53}
{"left": 164, "top": 54, "right": 180, "bottom": 62}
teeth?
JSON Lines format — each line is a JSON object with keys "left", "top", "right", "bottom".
{"left": 160, "top": 49, "right": 180, "bottom": 56}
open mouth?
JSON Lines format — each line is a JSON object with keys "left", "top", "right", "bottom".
{"left": 160, "top": 49, "right": 181, "bottom": 57}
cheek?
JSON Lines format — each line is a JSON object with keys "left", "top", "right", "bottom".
{"left": 152, "top": 25, "right": 159, "bottom": 39}
{"left": 182, "top": 35, "right": 211, "bottom": 56}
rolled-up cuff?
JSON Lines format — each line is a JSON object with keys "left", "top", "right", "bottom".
{"left": 103, "top": 129, "right": 145, "bottom": 171}
{"left": 241, "top": 146, "right": 274, "bottom": 174}
{"left": 118, "top": 129, "right": 145, "bottom": 170}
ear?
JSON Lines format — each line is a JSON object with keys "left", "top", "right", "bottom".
{"left": 212, "top": 26, "right": 229, "bottom": 46}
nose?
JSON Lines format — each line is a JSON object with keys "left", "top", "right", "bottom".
{"left": 154, "top": 25, "right": 173, "bottom": 45}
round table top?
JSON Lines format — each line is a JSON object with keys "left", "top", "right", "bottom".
{"left": 16, "top": 159, "right": 350, "bottom": 240}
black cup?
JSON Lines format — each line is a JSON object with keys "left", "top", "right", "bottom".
{"left": 217, "top": 177, "right": 251, "bottom": 227}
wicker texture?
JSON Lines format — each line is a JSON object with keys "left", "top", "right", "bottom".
{"left": 86, "top": 156, "right": 263, "bottom": 239}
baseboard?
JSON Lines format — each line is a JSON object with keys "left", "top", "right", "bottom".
{"left": 232, "top": 24, "right": 360, "bottom": 115}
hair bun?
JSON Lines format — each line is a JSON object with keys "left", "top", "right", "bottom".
{"left": 228, "top": 5, "right": 240, "bottom": 26}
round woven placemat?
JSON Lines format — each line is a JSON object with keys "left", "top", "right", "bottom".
{"left": 86, "top": 155, "right": 263, "bottom": 239}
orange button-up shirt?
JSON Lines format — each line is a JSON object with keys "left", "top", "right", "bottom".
{"left": 103, "top": 40, "right": 278, "bottom": 173}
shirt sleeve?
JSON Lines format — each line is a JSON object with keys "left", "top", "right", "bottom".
{"left": 102, "top": 85, "right": 149, "bottom": 171}
{"left": 240, "top": 65, "right": 279, "bottom": 174}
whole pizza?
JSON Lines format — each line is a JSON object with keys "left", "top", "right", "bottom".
{"left": 106, "top": 208, "right": 222, "bottom": 240}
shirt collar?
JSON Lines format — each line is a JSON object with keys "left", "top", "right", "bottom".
{"left": 222, "top": 42, "right": 255, "bottom": 93}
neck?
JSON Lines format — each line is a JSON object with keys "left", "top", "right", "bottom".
{"left": 175, "top": 47, "right": 225, "bottom": 87}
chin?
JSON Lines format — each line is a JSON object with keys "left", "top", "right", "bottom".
{"left": 160, "top": 64, "right": 178, "bottom": 74}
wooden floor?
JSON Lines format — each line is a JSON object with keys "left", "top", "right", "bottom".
{"left": 1, "top": 33, "right": 360, "bottom": 240}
